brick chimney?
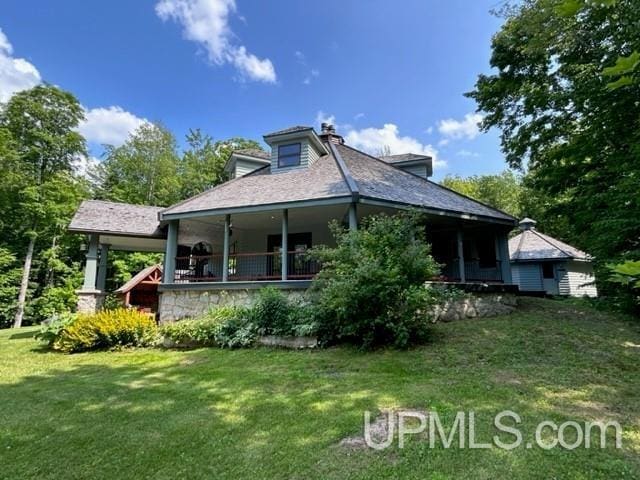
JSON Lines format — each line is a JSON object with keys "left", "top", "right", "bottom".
{"left": 319, "top": 123, "right": 344, "bottom": 144}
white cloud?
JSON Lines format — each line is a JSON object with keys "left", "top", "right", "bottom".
{"left": 156, "top": 0, "right": 276, "bottom": 83}
{"left": 437, "top": 112, "right": 484, "bottom": 140}
{"left": 315, "top": 110, "right": 336, "bottom": 128}
{"left": 345, "top": 123, "right": 444, "bottom": 167}
{"left": 78, "top": 106, "right": 149, "bottom": 146}
{"left": 0, "top": 28, "right": 41, "bottom": 102}
{"left": 73, "top": 155, "right": 101, "bottom": 178}
{"left": 354, "top": 112, "right": 365, "bottom": 121}
{"left": 425, "top": 126, "right": 433, "bottom": 135}
{"left": 315, "top": 112, "right": 444, "bottom": 167}
{"left": 457, "top": 149, "right": 480, "bottom": 158}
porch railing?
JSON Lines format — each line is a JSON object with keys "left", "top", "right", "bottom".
{"left": 174, "top": 251, "right": 321, "bottom": 283}
{"left": 438, "top": 259, "right": 503, "bottom": 283}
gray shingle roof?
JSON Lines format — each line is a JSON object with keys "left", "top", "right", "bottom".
{"left": 379, "top": 153, "right": 431, "bottom": 164}
{"left": 161, "top": 139, "right": 516, "bottom": 222}
{"left": 69, "top": 200, "right": 165, "bottom": 237}
{"left": 336, "top": 144, "right": 515, "bottom": 221}
{"left": 162, "top": 152, "right": 351, "bottom": 215}
{"left": 234, "top": 148, "right": 270, "bottom": 160}
{"left": 509, "top": 229, "right": 590, "bottom": 261}
{"left": 263, "top": 126, "right": 312, "bottom": 137}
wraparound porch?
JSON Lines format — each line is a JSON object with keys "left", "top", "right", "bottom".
{"left": 161, "top": 201, "right": 513, "bottom": 286}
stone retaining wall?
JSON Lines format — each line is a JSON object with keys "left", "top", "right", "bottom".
{"left": 159, "top": 284, "right": 518, "bottom": 323}
{"left": 430, "top": 293, "right": 518, "bottom": 322}
{"left": 159, "top": 288, "right": 305, "bottom": 323}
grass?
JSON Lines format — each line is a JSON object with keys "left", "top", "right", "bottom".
{"left": 1, "top": 297, "right": 639, "bottom": 479}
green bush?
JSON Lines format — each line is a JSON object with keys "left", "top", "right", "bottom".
{"left": 53, "top": 308, "right": 157, "bottom": 353}
{"left": 34, "top": 312, "right": 76, "bottom": 347}
{"left": 249, "top": 287, "right": 317, "bottom": 337}
{"left": 309, "top": 211, "right": 440, "bottom": 349}
{"left": 608, "top": 260, "right": 640, "bottom": 313}
{"left": 159, "top": 306, "right": 249, "bottom": 347}
{"left": 214, "top": 314, "right": 257, "bottom": 348}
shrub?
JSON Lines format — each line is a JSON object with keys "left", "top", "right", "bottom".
{"left": 159, "top": 306, "right": 248, "bottom": 347}
{"left": 54, "top": 308, "right": 157, "bottom": 353}
{"left": 214, "top": 314, "right": 257, "bottom": 348}
{"left": 249, "top": 287, "right": 318, "bottom": 337}
{"left": 34, "top": 312, "right": 76, "bottom": 347}
{"left": 308, "top": 211, "right": 440, "bottom": 349}
{"left": 250, "top": 287, "right": 292, "bottom": 335}
{"left": 608, "top": 260, "right": 640, "bottom": 312}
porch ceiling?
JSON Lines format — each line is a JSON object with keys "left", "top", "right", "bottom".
{"left": 178, "top": 203, "right": 354, "bottom": 232}
{"left": 98, "top": 234, "right": 166, "bottom": 252}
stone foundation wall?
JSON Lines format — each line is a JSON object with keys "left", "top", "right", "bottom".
{"left": 159, "top": 288, "right": 306, "bottom": 323}
{"left": 159, "top": 285, "right": 518, "bottom": 324}
{"left": 430, "top": 293, "right": 517, "bottom": 322}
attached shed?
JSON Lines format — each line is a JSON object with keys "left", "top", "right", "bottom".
{"left": 115, "top": 265, "right": 163, "bottom": 313}
{"left": 509, "top": 219, "right": 597, "bottom": 297}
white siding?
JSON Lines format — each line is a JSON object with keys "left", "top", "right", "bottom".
{"left": 307, "top": 142, "right": 321, "bottom": 165}
{"left": 565, "top": 260, "right": 598, "bottom": 297}
{"left": 399, "top": 164, "right": 428, "bottom": 179}
{"left": 235, "top": 158, "right": 267, "bottom": 178}
{"left": 511, "top": 263, "right": 544, "bottom": 291}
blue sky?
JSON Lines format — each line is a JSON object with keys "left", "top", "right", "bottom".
{"left": 0, "top": 0, "right": 507, "bottom": 180}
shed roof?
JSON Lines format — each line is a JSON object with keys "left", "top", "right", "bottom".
{"left": 509, "top": 229, "right": 591, "bottom": 261}
{"left": 263, "top": 126, "right": 312, "bottom": 137}
{"left": 115, "top": 264, "right": 163, "bottom": 293}
{"left": 379, "top": 153, "right": 430, "bottom": 164}
{"left": 69, "top": 200, "right": 165, "bottom": 238}
{"left": 233, "top": 148, "right": 270, "bottom": 160}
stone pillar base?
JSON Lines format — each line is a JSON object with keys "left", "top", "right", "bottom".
{"left": 76, "top": 289, "right": 107, "bottom": 314}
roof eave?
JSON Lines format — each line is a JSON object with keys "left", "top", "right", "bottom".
{"left": 263, "top": 129, "right": 329, "bottom": 156}
{"left": 160, "top": 195, "right": 354, "bottom": 221}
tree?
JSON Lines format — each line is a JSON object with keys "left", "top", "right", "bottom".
{"left": 97, "top": 122, "right": 182, "bottom": 206}
{"left": 468, "top": 0, "right": 640, "bottom": 301}
{"left": 0, "top": 248, "right": 21, "bottom": 328}
{"left": 0, "top": 85, "right": 87, "bottom": 327}
{"left": 180, "top": 131, "right": 262, "bottom": 198}
{"left": 441, "top": 170, "right": 524, "bottom": 217}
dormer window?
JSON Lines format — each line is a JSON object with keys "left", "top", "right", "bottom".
{"left": 278, "top": 143, "right": 302, "bottom": 168}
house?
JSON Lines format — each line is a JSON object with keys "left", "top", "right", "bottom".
{"left": 509, "top": 218, "right": 598, "bottom": 297}
{"left": 69, "top": 123, "right": 518, "bottom": 321}
{"left": 115, "top": 264, "right": 163, "bottom": 313}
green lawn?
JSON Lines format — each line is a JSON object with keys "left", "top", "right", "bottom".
{"left": 1, "top": 298, "right": 639, "bottom": 479}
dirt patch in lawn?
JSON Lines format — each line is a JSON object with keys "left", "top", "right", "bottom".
{"left": 339, "top": 408, "right": 429, "bottom": 450}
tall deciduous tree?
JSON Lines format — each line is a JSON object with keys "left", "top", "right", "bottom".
{"left": 468, "top": 0, "right": 640, "bottom": 296}
{"left": 97, "top": 122, "right": 182, "bottom": 207}
{"left": 0, "top": 85, "right": 87, "bottom": 327}
{"left": 441, "top": 170, "right": 524, "bottom": 217}
{"left": 180, "top": 130, "right": 262, "bottom": 198}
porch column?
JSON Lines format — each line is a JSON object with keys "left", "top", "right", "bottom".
{"left": 281, "top": 209, "right": 288, "bottom": 280}
{"left": 456, "top": 229, "right": 466, "bottom": 283}
{"left": 222, "top": 214, "right": 230, "bottom": 282}
{"left": 163, "top": 220, "right": 178, "bottom": 283}
{"left": 496, "top": 231, "right": 513, "bottom": 283}
{"left": 82, "top": 234, "right": 100, "bottom": 290}
{"left": 348, "top": 203, "right": 358, "bottom": 231}
{"left": 96, "top": 243, "right": 110, "bottom": 291}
